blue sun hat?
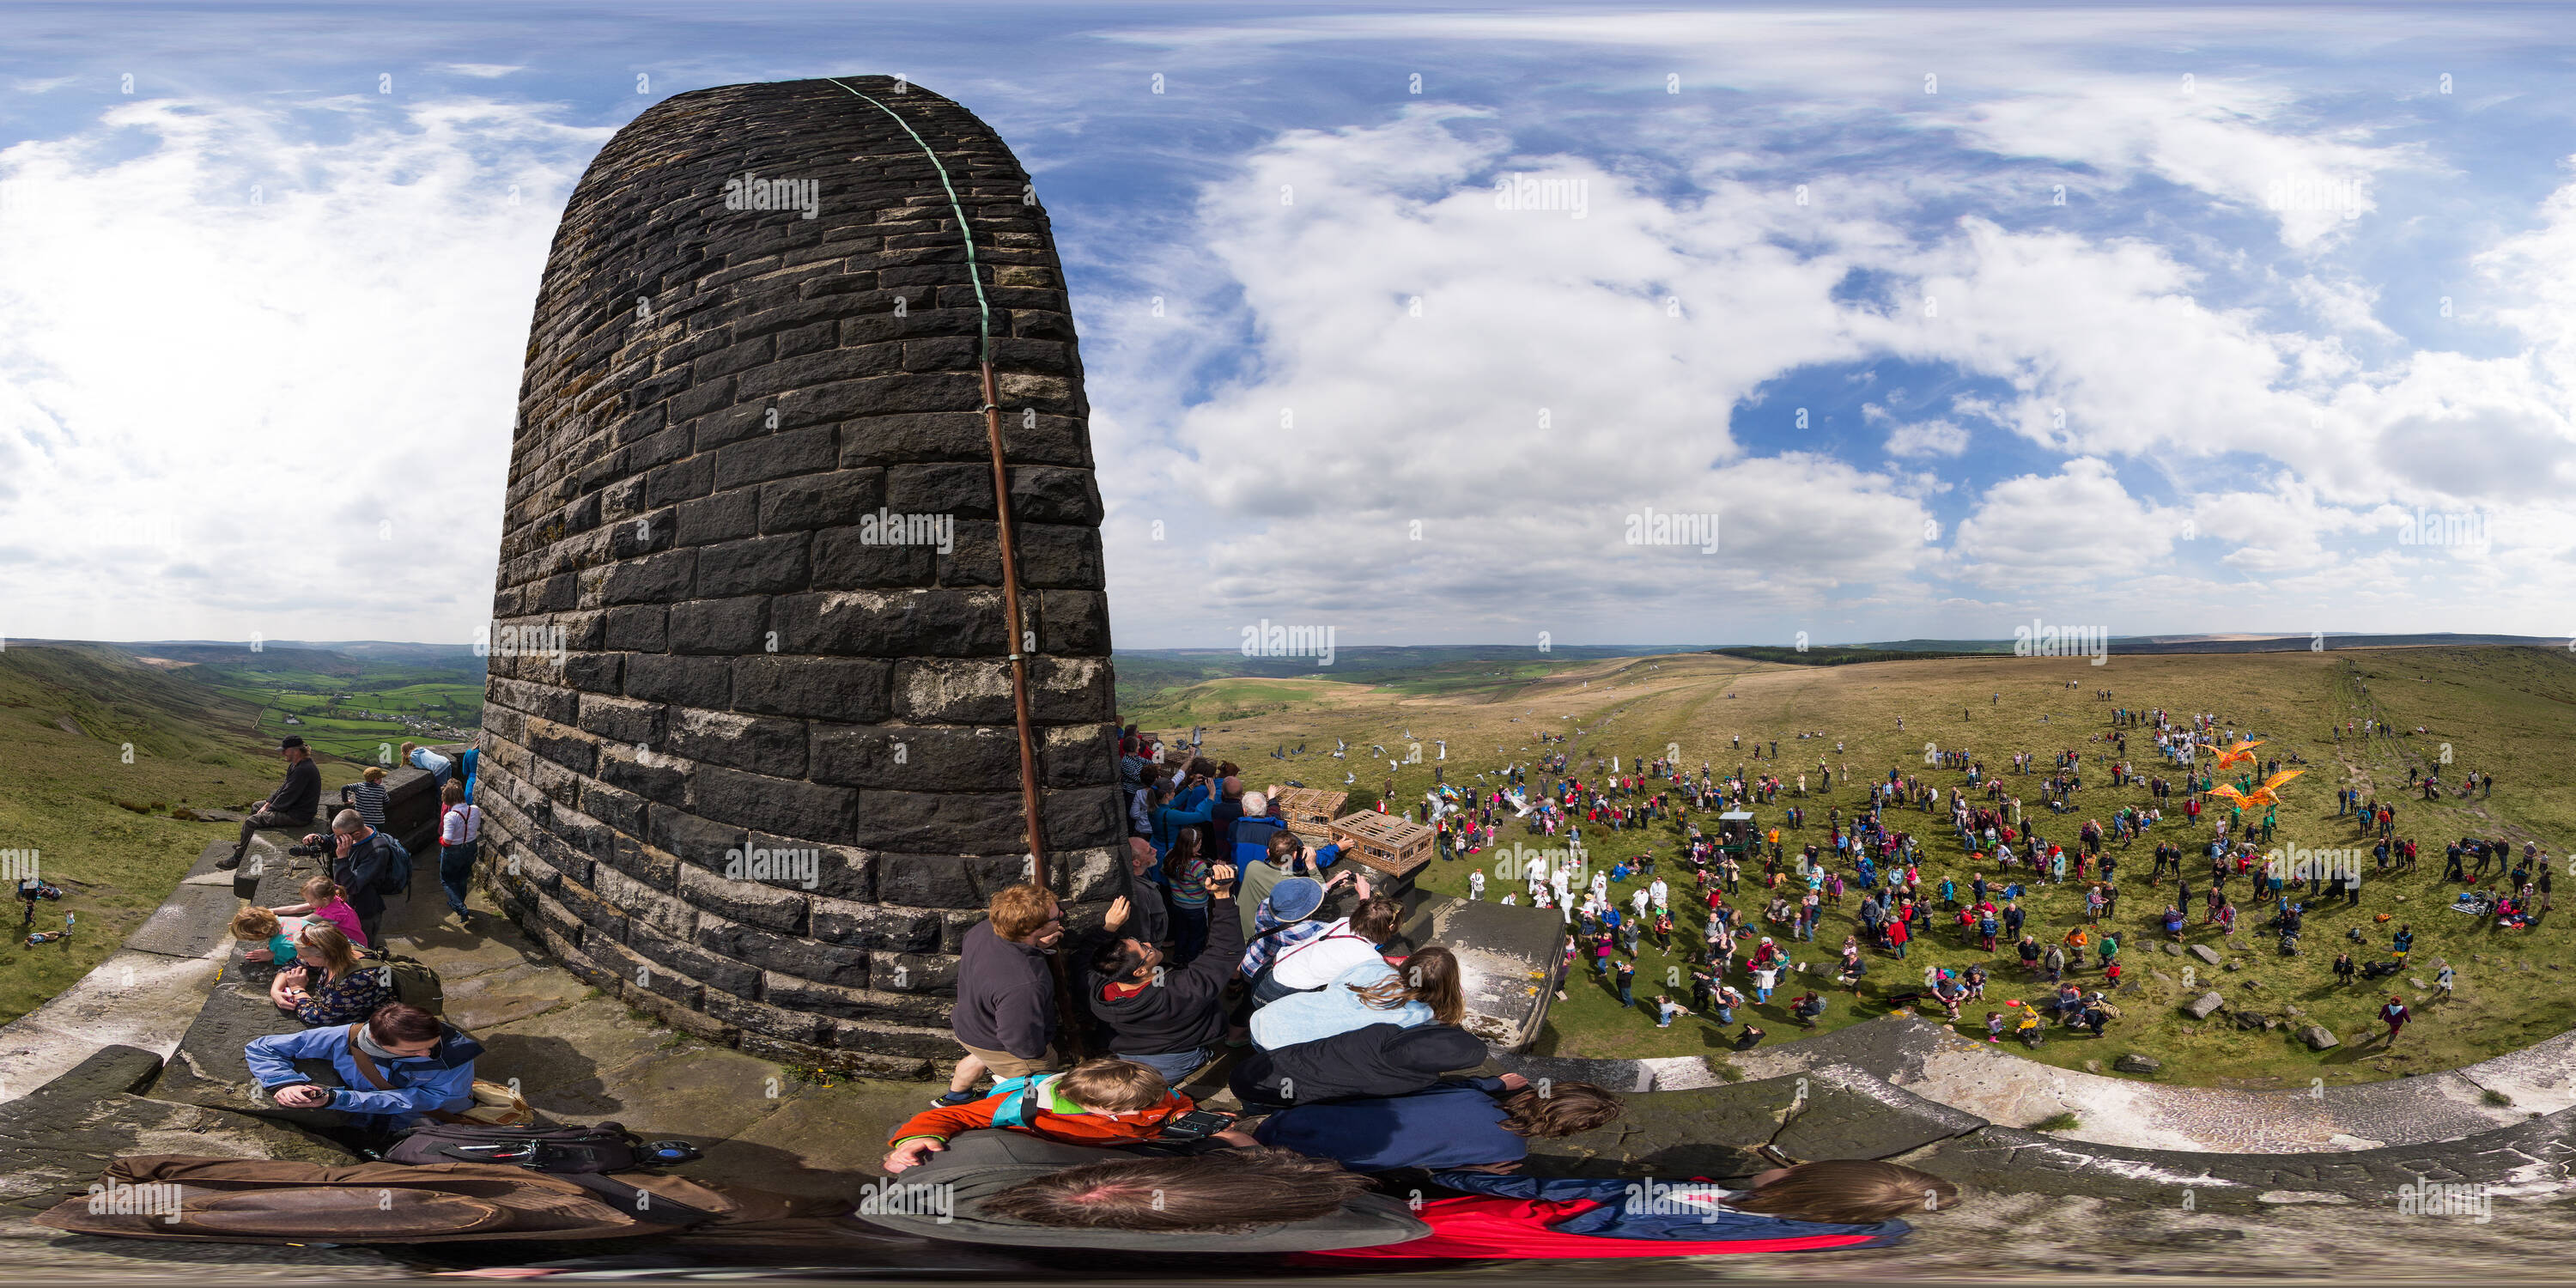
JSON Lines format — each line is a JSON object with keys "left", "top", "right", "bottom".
{"left": 1267, "top": 876, "right": 1327, "bottom": 922}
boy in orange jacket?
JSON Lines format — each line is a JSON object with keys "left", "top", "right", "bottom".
{"left": 881, "top": 1057, "right": 1238, "bottom": 1172}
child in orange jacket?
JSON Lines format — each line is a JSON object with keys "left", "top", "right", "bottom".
{"left": 881, "top": 1058, "right": 1217, "bottom": 1173}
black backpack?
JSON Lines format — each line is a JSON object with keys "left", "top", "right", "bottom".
{"left": 389, "top": 1121, "right": 643, "bottom": 1172}
{"left": 387, "top": 1122, "right": 720, "bottom": 1227}
{"left": 377, "top": 834, "right": 416, "bottom": 901}
{"left": 337, "top": 833, "right": 413, "bottom": 902}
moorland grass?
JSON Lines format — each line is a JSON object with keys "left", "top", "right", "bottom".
{"left": 1173, "top": 646, "right": 2576, "bottom": 1086}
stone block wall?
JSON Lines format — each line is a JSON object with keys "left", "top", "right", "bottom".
{"left": 475, "top": 76, "right": 1121, "bottom": 1077}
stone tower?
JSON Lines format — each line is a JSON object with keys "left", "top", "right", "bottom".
{"left": 476, "top": 76, "right": 1121, "bottom": 1077}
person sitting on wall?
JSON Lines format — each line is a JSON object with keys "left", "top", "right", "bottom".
{"left": 934, "top": 882, "right": 1066, "bottom": 1110}
{"left": 245, "top": 1001, "right": 482, "bottom": 1142}
{"left": 1085, "top": 864, "right": 1241, "bottom": 1086}
{"left": 883, "top": 1058, "right": 1250, "bottom": 1175}
{"left": 1250, "top": 1075, "right": 1624, "bottom": 1173}
{"left": 219, "top": 736, "right": 322, "bottom": 871}
{"left": 1232, "top": 1022, "right": 1488, "bottom": 1113}
{"left": 1249, "top": 890, "right": 1406, "bottom": 1007}
{"left": 266, "top": 921, "right": 392, "bottom": 1026}
{"left": 1250, "top": 946, "right": 1463, "bottom": 1051}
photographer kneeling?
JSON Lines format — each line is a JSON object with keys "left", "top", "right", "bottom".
{"left": 295, "top": 809, "right": 407, "bottom": 948}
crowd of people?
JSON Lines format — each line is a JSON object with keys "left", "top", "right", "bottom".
{"left": 1273, "top": 697, "right": 2548, "bottom": 1059}
{"left": 201, "top": 683, "right": 2547, "bottom": 1256}
{"left": 892, "top": 732, "right": 1963, "bottom": 1253}
{"left": 219, "top": 736, "right": 500, "bottom": 1143}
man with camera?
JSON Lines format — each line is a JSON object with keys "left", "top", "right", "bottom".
{"left": 295, "top": 808, "right": 408, "bottom": 948}
{"left": 218, "top": 736, "right": 324, "bottom": 871}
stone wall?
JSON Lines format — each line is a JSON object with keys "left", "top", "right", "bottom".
{"left": 475, "top": 76, "right": 1122, "bottom": 1076}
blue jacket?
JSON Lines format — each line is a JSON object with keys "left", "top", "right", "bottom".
{"left": 1253, "top": 1077, "right": 1522, "bottom": 1170}
{"left": 1425, "top": 1171, "right": 1914, "bottom": 1249}
{"left": 1231, "top": 816, "right": 1286, "bottom": 870}
{"left": 1251, "top": 959, "right": 1433, "bottom": 1050}
{"left": 408, "top": 746, "right": 456, "bottom": 786}
{"left": 1151, "top": 800, "right": 1214, "bottom": 860}
{"left": 244, "top": 1022, "right": 482, "bottom": 1134}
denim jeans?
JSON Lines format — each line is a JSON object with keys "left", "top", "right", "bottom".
{"left": 439, "top": 838, "right": 479, "bottom": 914}
{"left": 1116, "top": 1048, "right": 1209, "bottom": 1085}
{"left": 1713, "top": 1005, "right": 1735, "bottom": 1024}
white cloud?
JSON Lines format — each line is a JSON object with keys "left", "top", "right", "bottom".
{"left": 1880, "top": 415, "right": 1969, "bottom": 458}
{"left": 0, "top": 95, "right": 608, "bottom": 642}
{"left": 1949, "top": 458, "right": 2179, "bottom": 586}
{"left": 436, "top": 64, "right": 526, "bottom": 79}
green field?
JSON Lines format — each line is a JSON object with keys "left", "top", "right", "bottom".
{"left": 0, "top": 644, "right": 391, "bottom": 1024}
{"left": 1152, "top": 646, "right": 2576, "bottom": 1087}
{"left": 186, "top": 653, "right": 483, "bottom": 764}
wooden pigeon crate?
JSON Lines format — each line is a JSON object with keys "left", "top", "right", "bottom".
{"left": 1328, "top": 811, "right": 1435, "bottom": 890}
{"left": 1273, "top": 787, "right": 1349, "bottom": 845}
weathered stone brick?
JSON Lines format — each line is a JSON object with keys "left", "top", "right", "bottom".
{"left": 810, "top": 722, "right": 1020, "bottom": 791}
{"left": 690, "top": 764, "right": 855, "bottom": 839}
{"left": 733, "top": 656, "right": 891, "bottom": 724}
{"left": 678, "top": 860, "right": 813, "bottom": 933}
{"left": 811, "top": 893, "right": 939, "bottom": 951}
{"left": 666, "top": 594, "right": 773, "bottom": 655}
{"left": 697, "top": 915, "right": 868, "bottom": 987}
{"left": 477, "top": 76, "right": 1120, "bottom": 1068}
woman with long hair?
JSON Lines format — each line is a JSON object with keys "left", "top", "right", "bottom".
{"left": 1251, "top": 945, "right": 1464, "bottom": 1049}
{"left": 267, "top": 921, "right": 392, "bottom": 1026}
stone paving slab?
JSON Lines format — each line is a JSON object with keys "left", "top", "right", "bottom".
{"left": 0, "top": 948, "right": 218, "bottom": 1106}
{"left": 118, "top": 884, "right": 241, "bottom": 959}
{"left": 1907, "top": 1105, "right": 2576, "bottom": 1212}
{"left": 0, "top": 1047, "right": 397, "bottom": 1279}
{"left": 1776, "top": 1064, "right": 1987, "bottom": 1161}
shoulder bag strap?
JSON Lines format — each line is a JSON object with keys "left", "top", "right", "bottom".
{"left": 346, "top": 1021, "right": 471, "bottom": 1123}
{"left": 344, "top": 1024, "right": 396, "bottom": 1091}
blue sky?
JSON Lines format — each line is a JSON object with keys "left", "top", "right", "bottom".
{"left": 3, "top": 3, "right": 2574, "bottom": 649}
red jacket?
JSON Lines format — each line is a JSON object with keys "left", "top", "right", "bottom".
{"left": 1305, "top": 1174, "right": 1911, "bottom": 1261}
{"left": 885, "top": 1077, "right": 1191, "bottom": 1149}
